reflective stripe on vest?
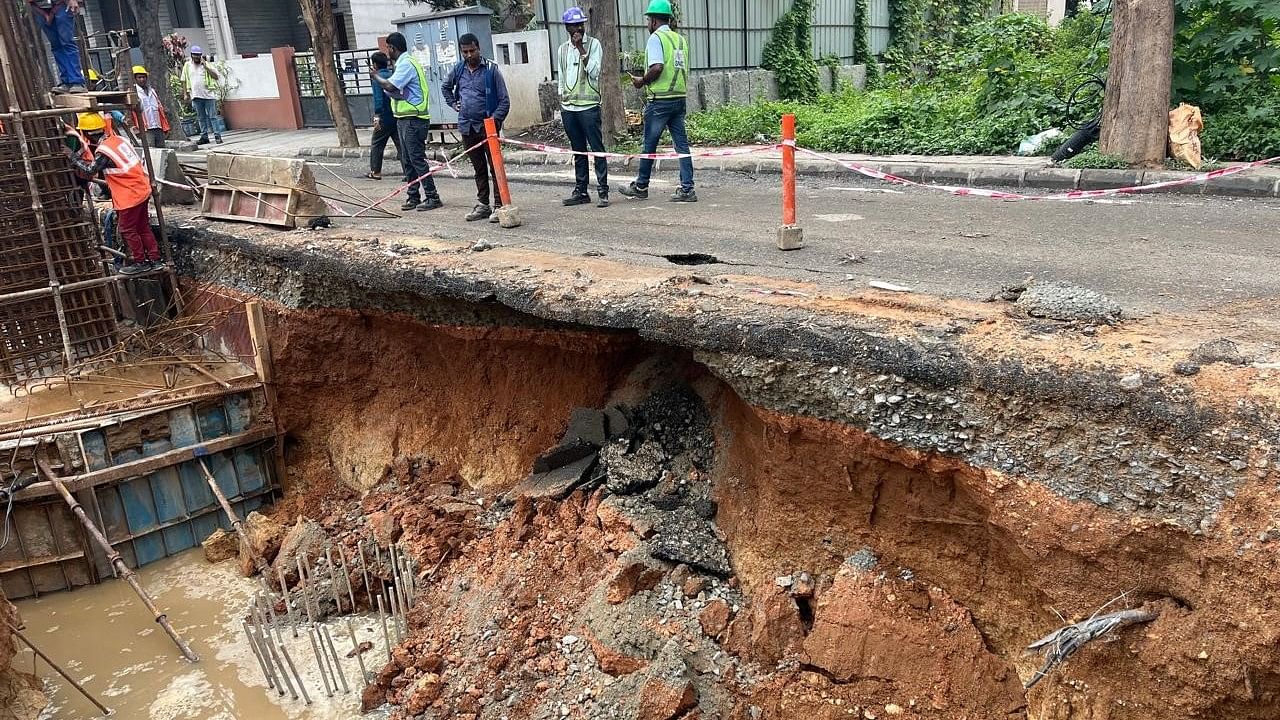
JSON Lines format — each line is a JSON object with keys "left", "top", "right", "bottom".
{"left": 560, "top": 38, "right": 600, "bottom": 108}
{"left": 651, "top": 30, "right": 688, "bottom": 100}
{"left": 98, "top": 135, "right": 151, "bottom": 209}
{"left": 391, "top": 55, "right": 430, "bottom": 119}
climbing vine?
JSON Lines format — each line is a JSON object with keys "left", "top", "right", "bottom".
{"left": 852, "top": 0, "right": 881, "bottom": 85}
{"left": 760, "top": 0, "right": 820, "bottom": 101}
{"left": 885, "top": 0, "right": 925, "bottom": 71}
{"left": 886, "top": 0, "right": 989, "bottom": 73}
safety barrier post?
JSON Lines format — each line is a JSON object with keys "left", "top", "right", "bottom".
{"left": 776, "top": 113, "right": 804, "bottom": 250}
{"left": 485, "top": 117, "right": 521, "bottom": 228}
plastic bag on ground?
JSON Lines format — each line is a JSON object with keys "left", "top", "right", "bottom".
{"left": 1168, "top": 103, "right": 1204, "bottom": 169}
{"left": 1018, "top": 128, "right": 1065, "bottom": 156}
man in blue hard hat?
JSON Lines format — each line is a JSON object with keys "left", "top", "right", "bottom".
{"left": 619, "top": 0, "right": 696, "bottom": 203}
{"left": 557, "top": 6, "right": 609, "bottom": 208}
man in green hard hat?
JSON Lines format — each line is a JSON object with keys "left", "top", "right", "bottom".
{"left": 618, "top": 0, "right": 697, "bottom": 203}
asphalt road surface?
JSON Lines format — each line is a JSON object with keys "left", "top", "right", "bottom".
{"left": 204, "top": 155, "right": 1280, "bottom": 317}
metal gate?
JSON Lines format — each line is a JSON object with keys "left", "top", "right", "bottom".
{"left": 293, "top": 48, "right": 379, "bottom": 128}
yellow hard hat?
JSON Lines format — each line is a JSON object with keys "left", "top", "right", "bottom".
{"left": 87, "top": 68, "right": 99, "bottom": 81}
{"left": 132, "top": 65, "right": 148, "bottom": 75}
{"left": 77, "top": 112, "right": 105, "bottom": 132}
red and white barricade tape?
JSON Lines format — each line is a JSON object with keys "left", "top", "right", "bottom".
{"left": 501, "top": 137, "right": 781, "bottom": 161}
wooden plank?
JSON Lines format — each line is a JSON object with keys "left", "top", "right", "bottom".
{"left": 15, "top": 426, "right": 276, "bottom": 500}
{"left": 50, "top": 90, "right": 135, "bottom": 110}
{"left": 245, "top": 301, "right": 273, "bottom": 384}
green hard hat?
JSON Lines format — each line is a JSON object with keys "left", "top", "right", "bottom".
{"left": 645, "top": 0, "right": 673, "bottom": 16}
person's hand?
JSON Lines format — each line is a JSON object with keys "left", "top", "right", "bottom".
{"left": 367, "top": 62, "right": 378, "bottom": 78}
{"left": 631, "top": 75, "right": 646, "bottom": 89}
{"left": 372, "top": 117, "right": 381, "bottom": 131}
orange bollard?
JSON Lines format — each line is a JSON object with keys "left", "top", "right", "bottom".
{"left": 484, "top": 116, "right": 512, "bottom": 208}
{"left": 776, "top": 113, "right": 804, "bottom": 250}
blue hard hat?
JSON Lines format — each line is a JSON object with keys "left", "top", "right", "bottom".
{"left": 562, "top": 6, "right": 587, "bottom": 23}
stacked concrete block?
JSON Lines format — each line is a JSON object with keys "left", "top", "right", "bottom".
{"left": 699, "top": 73, "right": 728, "bottom": 111}
{"left": 726, "top": 71, "right": 753, "bottom": 105}
{"left": 747, "top": 69, "right": 777, "bottom": 102}
{"left": 836, "top": 64, "right": 868, "bottom": 91}
{"left": 685, "top": 71, "right": 703, "bottom": 113}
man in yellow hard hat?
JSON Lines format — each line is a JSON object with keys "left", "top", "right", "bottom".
{"left": 130, "top": 66, "right": 170, "bottom": 149}
{"left": 619, "top": 0, "right": 696, "bottom": 203}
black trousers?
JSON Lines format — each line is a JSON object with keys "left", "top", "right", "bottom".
{"left": 461, "top": 129, "right": 503, "bottom": 208}
{"left": 369, "top": 116, "right": 401, "bottom": 175}
{"left": 397, "top": 117, "right": 440, "bottom": 202}
{"left": 563, "top": 105, "right": 608, "bottom": 197}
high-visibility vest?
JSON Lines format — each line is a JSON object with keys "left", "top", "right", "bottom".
{"left": 559, "top": 37, "right": 600, "bottom": 108}
{"left": 131, "top": 86, "right": 171, "bottom": 133}
{"left": 650, "top": 30, "right": 688, "bottom": 100}
{"left": 181, "top": 61, "right": 219, "bottom": 93}
{"left": 391, "top": 54, "right": 430, "bottom": 119}
{"left": 97, "top": 119, "right": 152, "bottom": 209}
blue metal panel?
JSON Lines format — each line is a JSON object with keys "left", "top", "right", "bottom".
{"left": 225, "top": 393, "right": 252, "bottom": 434}
{"left": 234, "top": 449, "right": 265, "bottom": 494}
{"left": 95, "top": 486, "right": 130, "bottom": 543}
{"left": 82, "top": 430, "right": 110, "bottom": 470}
{"left": 191, "top": 513, "right": 221, "bottom": 545}
{"left": 169, "top": 407, "right": 200, "bottom": 448}
{"left": 197, "top": 405, "right": 229, "bottom": 440}
{"left": 162, "top": 524, "right": 196, "bottom": 554}
{"left": 118, "top": 477, "right": 158, "bottom": 532}
{"left": 207, "top": 452, "right": 239, "bottom": 500}
{"left": 179, "top": 461, "right": 216, "bottom": 512}
{"left": 133, "top": 533, "right": 166, "bottom": 566}
{"left": 151, "top": 467, "right": 186, "bottom": 524}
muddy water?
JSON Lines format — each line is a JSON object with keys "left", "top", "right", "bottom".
{"left": 16, "top": 550, "right": 391, "bottom": 719}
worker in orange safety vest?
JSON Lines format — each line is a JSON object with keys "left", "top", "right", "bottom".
{"left": 67, "top": 112, "right": 163, "bottom": 275}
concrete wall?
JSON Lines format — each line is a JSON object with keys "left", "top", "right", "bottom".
{"left": 493, "top": 30, "right": 552, "bottom": 131}
{"left": 350, "top": 0, "right": 413, "bottom": 48}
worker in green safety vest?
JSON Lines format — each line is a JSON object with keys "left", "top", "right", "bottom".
{"left": 557, "top": 6, "right": 609, "bottom": 208}
{"left": 618, "top": 0, "right": 696, "bottom": 203}
{"left": 370, "top": 32, "right": 444, "bottom": 212}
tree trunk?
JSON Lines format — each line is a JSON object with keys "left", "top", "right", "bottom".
{"left": 587, "top": 0, "right": 626, "bottom": 143}
{"left": 1098, "top": 0, "right": 1174, "bottom": 168}
{"left": 128, "top": 0, "right": 189, "bottom": 139}
{"left": 298, "top": 0, "right": 359, "bottom": 147}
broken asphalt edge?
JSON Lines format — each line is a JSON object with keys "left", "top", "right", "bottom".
{"left": 170, "top": 220, "right": 1277, "bottom": 533}
{"left": 295, "top": 147, "right": 1280, "bottom": 199}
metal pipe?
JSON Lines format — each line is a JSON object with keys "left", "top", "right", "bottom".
{"left": 6, "top": 621, "right": 111, "bottom": 716}
{"left": 0, "top": 266, "right": 169, "bottom": 304}
{"left": 198, "top": 458, "right": 266, "bottom": 574}
{"left": 322, "top": 625, "right": 350, "bottom": 694}
{"left": 39, "top": 462, "right": 198, "bottom": 662}
{"left": 308, "top": 627, "right": 334, "bottom": 698}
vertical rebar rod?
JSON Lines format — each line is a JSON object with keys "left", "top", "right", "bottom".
{"left": 376, "top": 593, "right": 392, "bottom": 663}
{"left": 253, "top": 610, "right": 290, "bottom": 699}
{"left": 345, "top": 617, "right": 368, "bottom": 687}
{"left": 297, "top": 555, "right": 316, "bottom": 626}
{"left": 357, "top": 539, "right": 373, "bottom": 604}
{"left": 308, "top": 627, "right": 334, "bottom": 698}
{"left": 256, "top": 606, "right": 296, "bottom": 701}
{"left": 277, "top": 564, "right": 298, "bottom": 638}
{"left": 325, "top": 547, "right": 343, "bottom": 614}
{"left": 247, "top": 622, "right": 283, "bottom": 696}
{"left": 337, "top": 544, "right": 357, "bottom": 611}
{"left": 277, "top": 642, "right": 311, "bottom": 705}
{"left": 41, "top": 465, "right": 198, "bottom": 662}
{"left": 241, "top": 620, "right": 275, "bottom": 690}
{"left": 322, "top": 625, "right": 350, "bottom": 694}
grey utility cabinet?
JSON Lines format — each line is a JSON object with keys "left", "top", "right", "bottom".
{"left": 394, "top": 6, "right": 495, "bottom": 128}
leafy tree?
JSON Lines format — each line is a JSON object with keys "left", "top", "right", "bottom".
{"left": 1173, "top": 0, "right": 1280, "bottom": 111}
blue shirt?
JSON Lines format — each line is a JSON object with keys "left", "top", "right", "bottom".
{"left": 371, "top": 67, "right": 392, "bottom": 117}
{"left": 387, "top": 54, "right": 425, "bottom": 109}
{"left": 646, "top": 24, "right": 672, "bottom": 67}
{"left": 442, "top": 59, "right": 510, "bottom": 135}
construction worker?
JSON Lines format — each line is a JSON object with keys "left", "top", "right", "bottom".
{"left": 363, "top": 51, "right": 401, "bottom": 180}
{"left": 619, "top": 0, "right": 696, "bottom": 203}
{"left": 29, "top": 0, "right": 86, "bottom": 94}
{"left": 557, "top": 6, "right": 609, "bottom": 208}
{"left": 130, "top": 66, "right": 170, "bottom": 149}
{"left": 442, "top": 33, "right": 510, "bottom": 222}
{"left": 181, "top": 47, "right": 222, "bottom": 145}
{"left": 369, "top": 32, "right": 443, "bottom": 212}
{"left": 67, "top": 113, "right": 162, "bottom": 275}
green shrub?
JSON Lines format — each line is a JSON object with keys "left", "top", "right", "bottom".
{"left": 1063, "top": 149, "right": 1129, "bottom": 169}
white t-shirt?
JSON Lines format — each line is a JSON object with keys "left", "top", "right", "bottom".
{"left": 187, "top": 61, "right": 216, "bottom": 100}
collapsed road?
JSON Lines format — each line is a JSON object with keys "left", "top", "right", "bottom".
{"left": 142, "top": 172, "right": 1280, "bottom": 720}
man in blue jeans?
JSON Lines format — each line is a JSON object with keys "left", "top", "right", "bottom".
{"left": 370, "top": 32, "right": 443, "bottom": 212}
{"left": 619, "top": 0, "right": 696, "bottom": 203}
{"left": 181, "top": 47, "right": 223, "bottom": 145}
{"left": 29, "top": 0, "right": 87, "bottom": 94}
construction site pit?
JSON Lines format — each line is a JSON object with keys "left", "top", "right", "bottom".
{"left": 2, "top": 219, "right": 1279, "bottom": 720}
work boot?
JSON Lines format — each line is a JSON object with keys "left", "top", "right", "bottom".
{"left": 147, "top": 260, "right": 166, "bottom": 270}
{"left": 597, "top": 194, "right": 610, "bottom": 208}
{"left": 465, "top": 204, "right": 492, "bottom": 222}
{"left": 50, "top": 84, "right": 69, "bottom": 95}
{"left": 66, "top": 84, "right": 88, "bottom": 94}
{"left": 215, "top": 135, "right": 224, "bottom": 144}
{"left": 562, "top": 191, "right": 590, "bottom": 207}
{"left": 401, "top": 199, "right": 420, "bottom": 211}
{"left": 671, "top": 188, "right": 698, "bottom": 203}
{"left": 196, "top": 136, "right": 210, "bottom": 146}
{"left": 618, "top": 182, "right": 648, "bottom": 200}
{"left": 119, "top": 263, "right": 147, "bottom": 276}
{"left": 417, "top": 197, "right": 443, "bottom": 212}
